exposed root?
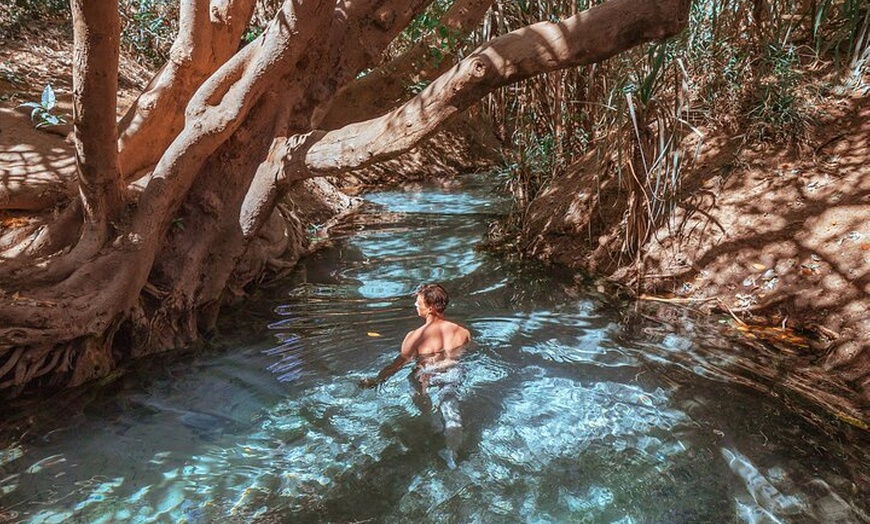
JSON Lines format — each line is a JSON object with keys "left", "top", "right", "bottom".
{"left": 0, "top": 200, "right": 81, "bottom": 267}
{"left": 0, "top": 346, "right": 24, "bottom": 378}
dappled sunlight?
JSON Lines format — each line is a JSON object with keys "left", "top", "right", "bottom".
{"left": 526, "top": 91, "right": 868, "bottom": 402}
{"left": 648, "top": 96, "right": 869, "bottom": 363}
{"left": 722, "top": 447, "right": 808, "bottom": 519}
{"left": 0, "top": 110, "right": 75, "bottom": 176}
{"left": 1, "top": 176, "right": 867, "bottom": 522}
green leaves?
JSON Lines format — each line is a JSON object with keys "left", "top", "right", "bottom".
{"left": 17, "top": 84, "right": 67, "bottom": 129}
{"left": 119, "top": 0, "right": 179, "bottom": 66}
{"left": 40, "top": 81, "right": 56, "bottom": 108}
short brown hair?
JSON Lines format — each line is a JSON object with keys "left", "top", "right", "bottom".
{"left": 416, "top": 283, "right": 449, "bottom": 314}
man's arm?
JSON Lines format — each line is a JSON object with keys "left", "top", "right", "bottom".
{"left": 359, "top": 331, "right": 418, "bottom": 389}
{"left": 359, "top": 354, "right": 411, "bottom": 388}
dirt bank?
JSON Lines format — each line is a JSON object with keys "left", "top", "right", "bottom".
{"left": 523, "top": 89, "right": 869, "bottom": 419}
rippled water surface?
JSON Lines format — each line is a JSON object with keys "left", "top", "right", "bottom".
{"left": 1, "top": 176, "right": 868, "bottom": 523}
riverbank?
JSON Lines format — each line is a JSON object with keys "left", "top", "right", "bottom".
{"left": 521, "top": 88, "right": 869, "bottom": 419}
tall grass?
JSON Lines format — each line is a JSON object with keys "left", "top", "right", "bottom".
{"left": 482, "top": 0, "right": 868, "bottom": 263}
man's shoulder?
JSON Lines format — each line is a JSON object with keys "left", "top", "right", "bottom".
{"left": 446, "top": 321, "right": 470, "bottom": 339}
{"left": 443, "top": 320, "right": 466, "bottom": 330}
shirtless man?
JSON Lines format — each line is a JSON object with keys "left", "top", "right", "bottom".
{"left": 359, "top": 283, "right": 470, "bottom": 467}
{"left": 359, "top": 283, "right": 470, "bottom": 388}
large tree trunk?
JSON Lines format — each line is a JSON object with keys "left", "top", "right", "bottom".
{"left": 71, "top": 0, "right": 124, "bottom": 222}
{"left": 0, "top": 0, "right": 690, "bottom": 397}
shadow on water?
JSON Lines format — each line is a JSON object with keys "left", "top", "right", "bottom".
{"left": 1, "top": 174, "right": 869, "bottom": 523}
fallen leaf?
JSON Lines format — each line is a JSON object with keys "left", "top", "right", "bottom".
{"left": 751, "top": 263, "right": 766, "bottom": 271}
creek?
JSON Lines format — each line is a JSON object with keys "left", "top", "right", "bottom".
{"left": 1, "top": 175, "right": 868, "bottom": 523}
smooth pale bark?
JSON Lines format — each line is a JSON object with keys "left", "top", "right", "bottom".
{"left": 317, "top": 0, "right": 496, "bottom": 129}
{"left": 130, "top": 0, "right": 331, "bottom": 247}
{"left": 155, "top": 0, "right": 434, "bottom": 342}
{"left": 0, "top": 0, "right": 433, "bottom": 352}
{"left": 117, "top": 0, "right": 256, "bottom": 179}
{"left": 0, "top": 1, "right": 331, "bottom": 386}
{"left": 239, "top": 0, "right": 434, "bottom": 238}
{"left": 299, "top": 0, "right": 691, "bottom": 177}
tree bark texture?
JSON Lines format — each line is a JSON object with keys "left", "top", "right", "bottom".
{"left": 117, "top": 0, "right": 257, "bottom": 180}
{"left": 318, "top": 0, "right": 497, "bottom": 129}
{"left": 71, "top": 0, "right": 124, "bottom": 223}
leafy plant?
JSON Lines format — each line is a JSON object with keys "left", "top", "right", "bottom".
{"left": 119, "top": 0, "right": 179, "bottom": 66}
{"left": 744, "top": 42, "right": 813, "bottom": 144}
{"left": 18, "top": 84, "right": 67, "bottom": 129}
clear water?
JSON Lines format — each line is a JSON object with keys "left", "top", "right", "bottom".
{"left": 1, "top": 175, "right": 868, "bottom": 524}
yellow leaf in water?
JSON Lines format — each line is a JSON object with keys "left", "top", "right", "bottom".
{"left": 367, "top": 332, "right": 382, "bottom": 337}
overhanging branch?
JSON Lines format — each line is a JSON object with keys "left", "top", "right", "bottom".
{"left": 296, "top": 0, "right": 690, "bottom": 177}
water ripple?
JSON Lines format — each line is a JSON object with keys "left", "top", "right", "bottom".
{"left": 1, "top": 175, "right": 867, "bottom": 523}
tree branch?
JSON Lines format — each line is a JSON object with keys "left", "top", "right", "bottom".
{"left": 299, "top": 0, "right": 690, "bottom": 177}
{"left": 317, "top": 0, "right": 495, "bottom": 129}
{"left": 117, "top": 0, "right": 257, "bottom": 180}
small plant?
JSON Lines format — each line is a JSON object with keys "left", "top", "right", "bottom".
{"left": 743, "top": 42, "right": 813, "bottom": 145}
{"left": 18, "top": 84, "right": 66, "bottom": 129}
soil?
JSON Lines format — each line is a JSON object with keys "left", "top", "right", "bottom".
{"left": 524, "top": 88, "right": 870, "bottom": 419}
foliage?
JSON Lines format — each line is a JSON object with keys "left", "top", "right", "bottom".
{"left": 388, "top": 0, "right": 465, "bottom": 70}
{"left": 482, "top": 0, "right": 868, "bottom": 262}
{"left": 17, "top": 84, "right": 66, "bottom": 129}
{"left": 745, "top": 42, "right": 813, "bottom": 143}
{"left": 245, "top": 0, "right": 283, "bottom": 45}
{"left": 812, "top": 0, "right": 870, "bottom": 72}
{"left": 398, "top": 0, "right": 453, "bottom": 49}
{"left": 119, "top": 0, "right": 179, "bottom": 67}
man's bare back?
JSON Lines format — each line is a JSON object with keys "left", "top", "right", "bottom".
{"left": 404, "top": 318, "right": 469, "bottom": 363}
{"left": 359, "top": 283, "right": 469, "bottom": 387}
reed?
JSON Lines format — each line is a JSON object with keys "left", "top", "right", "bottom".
{"left": 482, "top": 0, "right": 868, "bottom": 264}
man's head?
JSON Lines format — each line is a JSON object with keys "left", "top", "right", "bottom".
{"left": 415, "top": 283, "right": 449, "bottom": 315}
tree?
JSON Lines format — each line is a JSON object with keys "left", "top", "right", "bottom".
{"left": 0, "top": 0, "right": 690, "bottom": 396}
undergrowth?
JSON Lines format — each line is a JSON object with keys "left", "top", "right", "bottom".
{"left": 480, "top": 0, "right": 869, "bottom": 264}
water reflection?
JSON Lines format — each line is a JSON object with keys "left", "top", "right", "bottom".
{"left": 0, "top": 175, "right": 868, "bottom": 523}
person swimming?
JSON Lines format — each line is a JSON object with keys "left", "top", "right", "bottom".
{"left": 359, "top": 283, "right": 470, "bottom": 468}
